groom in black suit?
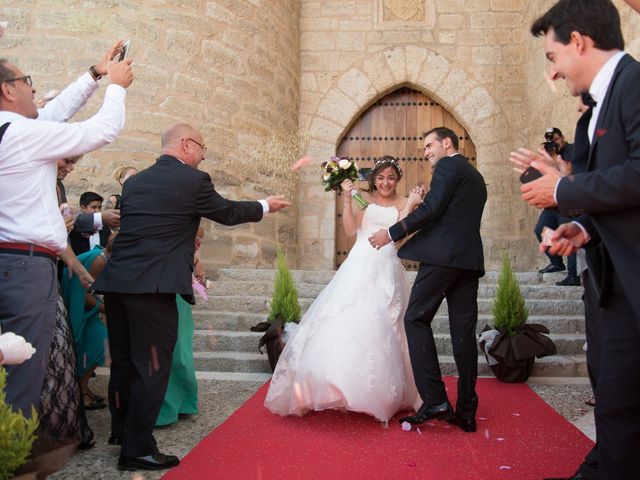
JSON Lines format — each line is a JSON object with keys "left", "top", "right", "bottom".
{"left": 369, "top": 127, "right": 487, "bottom": 432}
{"left": 93, "top": 122, "right": 291, "bottom": 471}
{"left": 512, "top": 1, "right": 640, "bottom": 478}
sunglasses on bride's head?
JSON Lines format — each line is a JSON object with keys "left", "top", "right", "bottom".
{"left": 373, "top": 156, "right": 403, "bottom": 179}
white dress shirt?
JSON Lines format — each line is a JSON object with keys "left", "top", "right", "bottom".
{"left": 0, "top": 72, "right": 127, "bottom": 253}
{"left": 554, "top": 51, "right": 625, "bottom": 245}
{"left": 588, "top": 51, "right": 625, "bottom": 142}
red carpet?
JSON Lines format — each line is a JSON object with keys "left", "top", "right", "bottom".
{"left": 162, "top": 377, "right": 593, "bottom": 480}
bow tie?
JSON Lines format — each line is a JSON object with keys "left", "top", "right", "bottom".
{"left": 581, "top": 92, "right": 597, "bottom": 108}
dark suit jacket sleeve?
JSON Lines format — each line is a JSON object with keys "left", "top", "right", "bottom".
{"left": 73, "top": 212, "right": 96, "bottom": 233}
{"left": 195, "top": 173, "right": 263, "bottom": 225}
{"left": 557, "top": 70, "right": 640, "bottom": 214}
{"left": 389, "top": 157, "right": 458, "bottom": 242}
{"left": 575, "top": 214, "right": 600, "bottom": 245}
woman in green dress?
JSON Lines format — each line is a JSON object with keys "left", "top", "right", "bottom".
{"left": 62, "top": 245, "right": 109, "bottom": 410}
{"left": 155, "top": 227, "right": 206, "bottom": 426}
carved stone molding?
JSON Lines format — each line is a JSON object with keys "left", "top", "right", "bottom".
{"left": 374, "top": 0, "right": 435, "bottom": 30}
{"left": 383, "top": 0, "right": 425, "bottom": 22}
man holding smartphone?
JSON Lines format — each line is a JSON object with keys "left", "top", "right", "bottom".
{"left": 0, "top": 40, "right": 133, "bottom": 421}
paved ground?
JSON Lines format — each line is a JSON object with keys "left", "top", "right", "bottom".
{"left": 47, "top": 375, "right": 595, "bottom": 480}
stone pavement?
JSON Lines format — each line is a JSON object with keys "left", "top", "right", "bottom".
{"left": 48, "top": 374, "right": 595, "bottom": 480}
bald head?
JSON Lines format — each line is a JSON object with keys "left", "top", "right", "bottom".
{"left": 161, "top": 122, "right": 198, "bottom": 149}
{"left": 161, "top": 122, "right": 206, "bottom": 169}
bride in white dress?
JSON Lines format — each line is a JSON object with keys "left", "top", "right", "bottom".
{"left": 265, "top": 156, "right": 423, "bottom": 423}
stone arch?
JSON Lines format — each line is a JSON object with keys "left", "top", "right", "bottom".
{"left": 298, "top": 46, "right": 510, "bottom": 270}
{"left": 306, "top": 46, "right": 509, "bottom": 161}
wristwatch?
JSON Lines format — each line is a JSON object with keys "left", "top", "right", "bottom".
{"left": 88, "top": 65, "right": 102, "bottom": 81}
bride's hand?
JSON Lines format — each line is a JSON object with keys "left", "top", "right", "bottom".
{"left": 340, "top": 179, "right": 355, "bottom": 193}
{"left": 407, "top": 185, "right": 426, "bottom": 206}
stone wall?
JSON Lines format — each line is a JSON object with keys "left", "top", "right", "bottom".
{"left": 0, "top": 0, "right": 301, "bottom": 270}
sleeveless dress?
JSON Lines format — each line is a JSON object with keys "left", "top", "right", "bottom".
{"left": 156, "top": 295, "right": 198, "bottom": 426}
{"left": 265, "top": 204, "right": 420, "bottom": 422}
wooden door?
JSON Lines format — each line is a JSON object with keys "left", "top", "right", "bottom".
{"left": 334, "top": 87, "right": 477, "bottom": 270}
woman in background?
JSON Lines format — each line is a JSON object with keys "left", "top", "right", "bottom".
{"left": 156, "top": 226, "right": 207, "bottom": 426}
{"left": 62, "top": 234, "right": 117, "bottom": 410}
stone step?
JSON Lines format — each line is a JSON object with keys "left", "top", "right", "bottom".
{"left": 192, "top": 311, "right": 587, "bottom": 334}
{"left": 192, "top": 352, "right": 587, "bottom": 377}
{"left": 212, "top": 268, "right": 574, "bottom": 286}
{"left": 192, "top": 330, "right": 587, "bottom": 355}
{"left": 207, "top": 281, "right": 583, "bottom": 300}
{"left": 197, "top": 295, "right": 584, "bottom": 316}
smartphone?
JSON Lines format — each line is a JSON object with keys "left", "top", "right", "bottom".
{"left": 519, "top": 166, "right": 543, "bottom": 184}
{"left": 118, "top": 40, "right": 130, "bottom": 62}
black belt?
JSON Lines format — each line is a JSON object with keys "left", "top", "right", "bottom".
{"left": 0, "top": 243, "right": 57, "bottom": 262}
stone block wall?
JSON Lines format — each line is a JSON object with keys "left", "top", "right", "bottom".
{"left": 0, "top": 0, "right": 301, "bottom": 270}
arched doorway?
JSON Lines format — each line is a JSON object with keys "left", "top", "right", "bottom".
{"left": 334, "top": 87, "right": 477, "bottom": 270}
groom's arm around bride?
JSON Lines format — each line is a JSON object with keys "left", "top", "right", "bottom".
{"left": 369, "top": 127, "right": 487, "bottom": 432}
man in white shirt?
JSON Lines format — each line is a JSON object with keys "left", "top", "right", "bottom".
{"left": 0, "top": 41, "right": 133, "bottom": 418}
{"left": 510, "top": 1, "right": 640, "bottom": 479}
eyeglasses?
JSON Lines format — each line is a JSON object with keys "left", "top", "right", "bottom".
{"left": 185, "top": 137, "right": 207, "bottom": 152}
{"left": 4, "top": 75, "right": 32, "bottom": 87}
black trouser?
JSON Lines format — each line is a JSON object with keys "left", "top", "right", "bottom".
{"left": 404, "top": 264, "right": 479, "bottom": 420}
{"left": 576, "top": 269, "right": 601, "bottom": 480}
{"left": 592, "top": 272, "right": 640, "bottom": 480}
{"left": 534, "top": 208, "right": 577, "bottom": 276}
{"left": 582, "top": 269, "right": 602, "bottom": 396}
{"left": 105, "top": 292, "right": 178, "bottom": 457}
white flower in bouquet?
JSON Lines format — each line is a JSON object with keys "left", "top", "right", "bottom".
{"left": 320, "top": 156, "right": 368, "bottom": 210}
{"left": 338, "top": 159, "right": 351, "bottom": 170}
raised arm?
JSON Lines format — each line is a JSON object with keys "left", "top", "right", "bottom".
{"left": 37, "top": 40, "right": 125, "bottom": 122}
{"left": 399, "top": 186, "right": 427, "bottom": 221}
{"left": 340, "top": 179, "right": 364, "bottom": 238}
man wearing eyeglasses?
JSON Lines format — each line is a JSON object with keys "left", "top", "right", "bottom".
{"left": 92, "top": 122, "right": 292, "bottom": 471}
{"left": 0, "top": 41, "right": 133, "bottom": 420}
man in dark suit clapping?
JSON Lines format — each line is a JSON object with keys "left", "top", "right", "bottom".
{"left": 510, "top": 1, "right": 640, "bottom": 478}
{"left": 93, "top": 122, "right": 291, "bottom": 471}
{"left": 369, "top": 127, "right": 487, "bottom": 433}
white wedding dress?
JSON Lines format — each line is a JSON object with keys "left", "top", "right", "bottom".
{"left": 265, "top": 204, "right": 420, "bottom": 422}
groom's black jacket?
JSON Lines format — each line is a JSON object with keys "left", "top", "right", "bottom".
{"left": 389, "top": 154, "right": 487, "bottom": 276}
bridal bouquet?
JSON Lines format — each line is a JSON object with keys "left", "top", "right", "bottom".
{"left": 321, "top": 157, "right": 368, "bottom": 210}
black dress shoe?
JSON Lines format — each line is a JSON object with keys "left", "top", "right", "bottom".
{"left": 399, "top": 401, "right": 454, "bottom": 425}
{"left": 108, "top": 436, "right": 122, "bottom": 446}
{"left": 448, "top": 415, "right": 477, "bottom": 432}
{"left": 118, "top": 452, "right": 180, "bottom": 471}
{"left": 555, "top": 275, "right": 581, "bottom": 286}
{"left": 539, "top": 263, "right": 566, "bottom": 274}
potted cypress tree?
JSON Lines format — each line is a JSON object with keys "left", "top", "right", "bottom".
{"left": 251, "top": 250, "right": 301, "bottom": 371}
{"left": 479, "top": 254, "right": 557, "bottom": 383}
